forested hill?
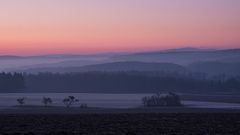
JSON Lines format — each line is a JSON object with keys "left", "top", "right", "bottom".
{"left": 23, "top": 61, "right": 187, "bottom": 73}
{"left": 0, "top": 71, "right": 240, "bottom": 93}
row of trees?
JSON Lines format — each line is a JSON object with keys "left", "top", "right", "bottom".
{"left": 0, "top": 71, "right": 240, "bottom": 93}
{"left": 17, "top": 96, "right": 88, "bottom": 108}
{"left": 25, "top": 72, "right": 240, "bottom": 93}
{"left": 16, "top": 93, "right": 182, "bottom": 108}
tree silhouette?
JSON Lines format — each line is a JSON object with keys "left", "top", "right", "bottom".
{"left": 142, "top": 92, "right": 182, "bottom": 107}
{"left": 42, "top": 97, "right": 53, "bottom": 107}
{"left": 63, "top": 96, "right": 79, "bottom": 108}
{"left": 17, "top": 97, "right": 26, "bottom": 106}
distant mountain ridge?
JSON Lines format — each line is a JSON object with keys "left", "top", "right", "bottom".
{"left": 23, "top": 61, "right": 187, "bottom": 73}
{"left": 113, "top": 48, "right": 240, "bottom": 65}
{"left": 78, "top": 61, "right": 186, "bottom": 72}
{"left": 1, "top": 48, "right": 238, "bottom": 58}
{"left": 132, "top": 48, "right": 240, "bottom": 56}
{"left": 161, "top": 47, "right": 216, "bottom": 53}
{"left": 2, "top": 48, "right": 240, "bottom": 75}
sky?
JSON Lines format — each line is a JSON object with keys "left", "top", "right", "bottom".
{"left": 0, "top": 0, "right": 240, "bottom": 55}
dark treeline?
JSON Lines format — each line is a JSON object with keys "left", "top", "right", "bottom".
{"left": 24, "top": 71, "right": 240, "bottom": 93}
{"left": 0, "top": 72, "right": 25, "bottom": 92}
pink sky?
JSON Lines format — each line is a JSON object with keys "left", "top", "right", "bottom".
{"left": 0, "top": 0, "right": 240, "bottom": 55}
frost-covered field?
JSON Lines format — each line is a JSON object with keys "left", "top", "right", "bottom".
{"left": 0, "top": 93, "right": 240, "bottom": 109}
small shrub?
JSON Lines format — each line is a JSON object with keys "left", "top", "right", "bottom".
{"left": 63, "top": 96, "right": 79, "bottom": 108}
{"left": 142, "top": 92, "right": 182, "bottom": 107}
{"left": 80, "top": 103, "right": 88, "bottom": 108}
{"left": 17, "top": 97, "right": 26, "bottom": 106}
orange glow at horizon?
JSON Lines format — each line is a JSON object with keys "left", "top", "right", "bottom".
{"left": 0, "top": 0, "right": 240, "bottom": 55}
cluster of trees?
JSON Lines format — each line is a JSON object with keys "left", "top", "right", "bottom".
{"left": 63, "top": 96, "right": 79, "bottom": 108}
{"left": 24, "top": 72, "right": 240, "bottom": 93}
{"left": 142, "top": 92, "right": 182, "bottom": 107}
{"left": 0, "top": 72, "right": 25, "bottom": 92}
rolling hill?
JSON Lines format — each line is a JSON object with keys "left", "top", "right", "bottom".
{"left": 23, "top": 61, "right": 187, "bottom": 73}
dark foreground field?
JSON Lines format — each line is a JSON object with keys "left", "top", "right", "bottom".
{"left": 0, "top": 113, "right": 239, "bottom": 135}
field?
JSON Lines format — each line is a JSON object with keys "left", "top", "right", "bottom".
{"left": 0, "top": 113, "right": 239, "bottom": 135}
{"left": 181, "top": 93, "right": 240, "bottom": 104}
{"left": 0, "top": 92, "right": 240, "bottom": 135}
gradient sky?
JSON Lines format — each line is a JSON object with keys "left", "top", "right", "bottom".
{"left": 0, "top": 0, "right": 240, "bottom": 55}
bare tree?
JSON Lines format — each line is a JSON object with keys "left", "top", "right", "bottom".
{"left": 42, "top": 97, "right": 53, "bottom": 107}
